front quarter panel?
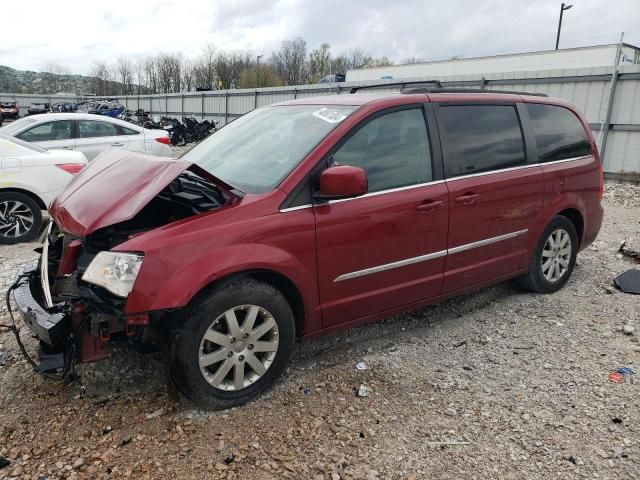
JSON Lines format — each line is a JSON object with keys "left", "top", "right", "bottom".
{"left": 117, "top": 207, "right": 321, "bottom": 332}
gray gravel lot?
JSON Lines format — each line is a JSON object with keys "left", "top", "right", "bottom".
{"left": 0, "top": 184, "right": 638, "bottom": 480}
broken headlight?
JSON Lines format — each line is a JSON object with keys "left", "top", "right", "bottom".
{"left": 82, "top": 252, "right": 144, "bottom": 297}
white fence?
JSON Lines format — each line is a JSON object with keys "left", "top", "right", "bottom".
{"left": 2, "top": 64, "right": 639, "bottom": 181}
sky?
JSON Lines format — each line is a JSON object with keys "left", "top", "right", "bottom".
{"left": 1, "top": 0, "right": 639, "bottom": 75}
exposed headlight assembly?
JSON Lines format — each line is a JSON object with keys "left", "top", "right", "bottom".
{"left": 82, "top": 252, "right": 144, "bottom": 297}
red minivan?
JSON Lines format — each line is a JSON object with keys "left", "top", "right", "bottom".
{"left": 11, "top": 88, "right": 603, "bottom": 409}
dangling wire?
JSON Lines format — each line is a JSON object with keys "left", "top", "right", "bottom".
{"left": 3, "top": 275, "right": 74, "bottom": 382}
{"left": 2, "top": 276, "right": 40, "bottom": 372}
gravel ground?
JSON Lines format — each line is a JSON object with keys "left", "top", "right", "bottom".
{"left": 0, "top": 185, "right": 639, "bottom": 480}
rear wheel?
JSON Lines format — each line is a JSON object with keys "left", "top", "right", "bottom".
{"left": 518, "top": 215, "right": 578, "bottom": 293}
{"left": 0, "top": 192, "right": 43, "bottom": 244}
{"left": 170, "top": 279, "right": 295, "bottom": 410}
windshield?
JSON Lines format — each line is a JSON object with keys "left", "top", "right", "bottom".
{"left": 183, "top": 104, "right": 357, "bottom": 193}
{"left": 0, "top": 116, "right": 38, "bottom": 135}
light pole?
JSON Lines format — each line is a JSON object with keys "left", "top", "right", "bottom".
{"left": 555, "top": 3, "right": 573, "bottom": 50}
{"left": 256, "top": 54, "right": 263, "bottom": 88}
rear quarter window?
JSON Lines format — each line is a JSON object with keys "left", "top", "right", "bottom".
{"left": 118, "top": 126, "right": 139, "bottom": 135}
{"left": 525, "top": 103, "right": 592, "bottom": 162}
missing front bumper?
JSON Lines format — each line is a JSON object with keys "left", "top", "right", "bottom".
{"left": 12, "top": 265, "right": 70, "bottom": 348}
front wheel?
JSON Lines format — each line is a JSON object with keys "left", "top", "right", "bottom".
{"left": 170, "top": 279, "right": 295, "bottom": 410}
{"left": 0, "top": 192, "right": 43, "bottom": 244}
{"left": 518, "top": 215, "right": 578, "bottom": 293}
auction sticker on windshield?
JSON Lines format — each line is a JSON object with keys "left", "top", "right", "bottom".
{"left": 312, "top": 107, "right": 348, "bottom": 124}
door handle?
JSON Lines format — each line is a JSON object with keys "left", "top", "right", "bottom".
{"left": 454, "top": 192, "right": 479, "bottom": 205}
{"left": 111, "top": 142, "right": 125, "bottom": 147}
{"left": 416, "top": 199, "right": 444, "bottom": 213}
{"left": 60, "top": 146, "right": 73, "bottom": 150}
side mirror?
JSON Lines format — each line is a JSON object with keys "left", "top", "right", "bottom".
{"left": 315, "top": 165, "right": 368, "bottom": 201}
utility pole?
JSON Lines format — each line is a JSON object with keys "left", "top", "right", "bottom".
{"left": 555, "top": 3, "right": 573, "bottom": 50}
{"left": 256, "top": 54, "right": 263, "bottom": 88}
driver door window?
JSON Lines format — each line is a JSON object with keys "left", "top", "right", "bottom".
{"left": 332, "top": 108, "right": 433, "bottom": 192}
{"left": 17, "top": 121, "right": 73, "bottom": 142}
{"left": 16, "top": 120, "right": 75, "bottom": 151}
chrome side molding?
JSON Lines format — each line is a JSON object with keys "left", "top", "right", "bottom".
{"left": 334, "top": 249, "right": 448, "bottom": 282}
{"left": 333, "top": 229, "right": 529, "bottom": 282}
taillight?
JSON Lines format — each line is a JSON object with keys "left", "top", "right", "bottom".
{"left": 155, "top": 136, "right": 170, "bottom": 145}
{"left": 56, "top": 163, "right": 84, "bottom": 175}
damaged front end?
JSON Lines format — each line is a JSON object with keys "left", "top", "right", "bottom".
{"left": 9, "top": 162, "right": 236, "bottom": 380}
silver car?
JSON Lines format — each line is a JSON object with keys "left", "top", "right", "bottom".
{"left": 0, "top": 113, "right": 173, "bottom": 161}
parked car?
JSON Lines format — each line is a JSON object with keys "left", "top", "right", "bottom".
{"left": 78, "top": 101, "right": 125, "bottom": 118}
{"left": 27, "top": 103, "right": 51, "bottom": 115}
{"left": 1, "top": 101, "right": 19, "bottom": 119}
{"left": 0, "top": 133, "right": 86, "bottom": 244}
{"left": 11, "top": 90, "right": 603, "bottom": 409}
{"left": 51, "top": 102, "right": 77, "bottom": 113}
{"left": 0, "top": 113, "right": 172, "bottom": 160}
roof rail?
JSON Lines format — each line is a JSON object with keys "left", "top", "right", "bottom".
{"left": 349, "top": 80, "right": 443, "bottom": 94}
{"left": 404, "top": 87, "right": 548, "bottom": 97}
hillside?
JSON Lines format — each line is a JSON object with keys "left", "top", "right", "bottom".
{"left": 0, "top": 65, "right": 98, "bottom": 94}
{"left": 0, "top": 65, "right": 147, "bottom": 95}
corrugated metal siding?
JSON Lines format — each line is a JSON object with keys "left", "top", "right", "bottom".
{"left": 603, "top": 130, "right": 640, "bottom": 174}
{"left": 611, "top": 77, "right": 640, "bottom": 124}
{"left": 2, "top": 64, "right": 639, "bottom": 177}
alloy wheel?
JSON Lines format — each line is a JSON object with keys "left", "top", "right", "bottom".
{"left": 541, "top": 228, "right": 572, "bottom": 283}
{"left": 199, "top": 304, "right": 280, "bottom": 391}
{"left": 0, "top": 200, "right": 35, "bottom": 239}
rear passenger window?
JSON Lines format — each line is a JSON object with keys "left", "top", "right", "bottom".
{"left": 332, "top": 108, "right": 432, "bottom": 192}
{"left": 439, "top": 105, "right": 526, "bottom": 178}
{"left": 78, "top": 120, "right": 118, "bottom": 138}
{"left": 526, "top": 104, "right": 592, "bottom": 162}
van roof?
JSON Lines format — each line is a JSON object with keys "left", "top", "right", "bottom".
{"left": 273, "top": 91, "right": 574, "bottom": 109}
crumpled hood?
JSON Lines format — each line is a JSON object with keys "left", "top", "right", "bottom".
{"left": 50, "top": 150, "right": 193, "bottom": 237}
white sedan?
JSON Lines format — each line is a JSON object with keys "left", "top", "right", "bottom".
{"left": 0, "top": 134, "right": 87, "bottom": 244}
{"left": 0, "top": 113, "right": 172, "bottom": 161}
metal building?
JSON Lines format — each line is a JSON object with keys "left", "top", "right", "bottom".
{"left": 346, "top": 44, "right": 640, "bottom": 82}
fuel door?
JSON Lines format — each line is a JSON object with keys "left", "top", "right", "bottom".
{"left": 1, "top": 157, "right": 22, "bottom": 174}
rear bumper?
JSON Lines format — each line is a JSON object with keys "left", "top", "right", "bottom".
{"left": 13, "top": 265, "right": 69, "bottom": 347}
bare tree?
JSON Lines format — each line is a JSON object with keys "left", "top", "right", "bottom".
{"left": 116, "top": 56, "right": 134, "bottom": 95}
{"left": 42, "top": 62, "right": 71, "bottom": 94}
{"left": 193, "top": 43, "right": 217, "bottom": 90}
{"left": 144, "top": 57, "right": 158, "bottom": 94}
{"left": 182, "top": 59, "right": 195, "bottom": 92}
{"left": 309, "top": 43, "right": 332, "bottom": 82}
{"left": 134, "top": 58, "right": 146, "bottom": 95}
{"left": 370, "top": 56, "right": 394, "bottom": 67}
{"left": 270, "top": 37, "right": 308, "bottom": 85}
{"left": 89, "top": 61, "right": 110, "bottom": 96}
{"left": 213, "top": 51, "right": 252, "bottom": 89}
{"left": 345, "top": 49, "right": 372, "bottom": 69}
{"left": 401, "top": 57, "right": 426, "bottom": 64}
{"left": 237, "top": 64, "right": 283, "bottom": 88}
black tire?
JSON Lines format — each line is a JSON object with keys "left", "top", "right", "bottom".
{"left": 518, "top": 215, "right": 578, "bottom": 294}
{"left": 169, "top": 279, "right": 295, "bottom": 410}
{"left": 0, "top": 191, "right": 43, "bottom": 244}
